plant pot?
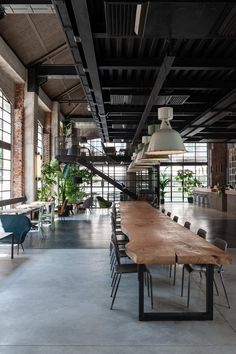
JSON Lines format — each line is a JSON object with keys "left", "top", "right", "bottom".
{"left": 160, "top": 198, "right": 165, "bottom": 204}
{"left": 187, "top": 196, "right": 193, "bottom": 203}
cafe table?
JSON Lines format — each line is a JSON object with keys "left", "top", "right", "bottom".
{"left": 120, "top": 201, "right": 232, "bottom": 321}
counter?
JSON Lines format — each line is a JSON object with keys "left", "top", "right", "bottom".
{"left": 193, "top": 188, "right": 236, "bottom": 212}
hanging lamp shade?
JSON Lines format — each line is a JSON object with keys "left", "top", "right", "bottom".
{"left": 146, "top": 107, "right": 186, "bottom": 155}
{"left": 139, "top": 135, "right": 170, "bottom": 162}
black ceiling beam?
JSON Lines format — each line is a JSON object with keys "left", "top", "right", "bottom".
{"left": 180, "top": 88, "right": 236, "bottom": 138}
{"left": 37, "top": 64, "right": 78, "bottom": 78}
{"left": 132, "top": 55, "right": 175, "bottom": 144}
{"left": 52, "top": 0, "right": 104, "bottom": 140}
{"left": 101, "top": 80, "right": 233, "bottom": 90}
{"left": 105, "top": 104, "right": 207, "bottom": 114}
{"left": 70, "top": 0, "right": 109, "bottom": 141}
{"left": 28, "top": 43, "right": 67, "bottom": 66}
{"left": 52, "top": 83, "right": 82, "bottom": 100}
{"left": 99, "top": 57, "right": 236, "bottom": 71}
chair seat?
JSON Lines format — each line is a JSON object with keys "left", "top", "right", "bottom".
{"left": 116, "top": 263, "right": 138, "bottom": 273}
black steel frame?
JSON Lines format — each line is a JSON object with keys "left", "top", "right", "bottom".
{"left": 138, "top": 264, "right": 214, "bottom": 321}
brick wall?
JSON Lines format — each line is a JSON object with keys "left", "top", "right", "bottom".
{"left": 12, "top": 83, "right": 25, "bottom": 197}
{"left": 210, "top": 143, "right": 227, "bottom": 187}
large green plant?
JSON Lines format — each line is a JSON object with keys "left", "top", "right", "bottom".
{"left": 37, "top": 159, "right": 60, "bottom": 201}
{"left": 175, "top": 169, "right": 201, "bottom": 197}
{"left": 159, "top": 171, "right": 170, "bottom": 201}
{"left": 38, "top": 159, "right": 93, "bottom": 204}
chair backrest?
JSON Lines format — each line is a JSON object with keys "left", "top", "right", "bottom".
{"left": 211, "top": 238, "right": 227, "bottom": 252}
{"left": 82, "top": 196, "right": 93, "bottom": 209}
{"left": 111, "top": 235, "right": 121, "bottom": 265}
{"left": 167, "top": 212, "right": 171, "bottom": 217}
{"left": 184, "top": 221, "right": 191, "bottom": 230}
{"left": 197, "top": 228, "right": 207, "bottom": 239}
{"left": 96, "top": 196, "right": 112, "bottom": 208}
{"left": 173, "top": 215, "right": 178, "bottom": 223}
{"left": 0, "top": 215, "right": 31, "bottom": 243}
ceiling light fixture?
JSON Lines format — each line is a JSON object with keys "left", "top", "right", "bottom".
{"left": 146, "top": 107, "right": 186, "bottom": 155}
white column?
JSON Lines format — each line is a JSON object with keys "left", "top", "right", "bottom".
{"left": 24, "top": 90, "right": 38, "bottom": 202}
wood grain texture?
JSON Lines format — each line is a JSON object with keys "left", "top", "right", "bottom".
{"left": 120, "top": 201, "right": 232, "bottom": 265}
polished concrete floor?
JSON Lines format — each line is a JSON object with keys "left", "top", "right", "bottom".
{"left": 0, "top": 203, "right": 235, "bottom": 353}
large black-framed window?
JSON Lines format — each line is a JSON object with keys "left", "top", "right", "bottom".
{"left": 0, "top": 89, "right": 12, "bottom": 200}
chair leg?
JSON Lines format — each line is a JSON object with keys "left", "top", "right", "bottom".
{"left": 110, "top": 273, "right": 118, "bottom": 297}
{"left": 17, "top": 244, "right": 19, "bottom": 255}
{"left": 110, "top": 273, "right": 121, "bottom": 310}
{"left": 173, "top": 264, "right": 177, "bottom": 285}
{"left": 213, "top": 277, "right": 219, "bottom": 296}
{"left": 149, "top": 273, "right": 154, "bottom": 309}
{"left": 219, "top": 271, "right": 230, "bottom": 308}
{"left": 21, "top": 243, "right": 24, "bottom": 252}
{"left": 187, "top": 273, "right": 191, "bottom": 308}
{"left": 181, "top": 266, "right": 185, "bottom": 296}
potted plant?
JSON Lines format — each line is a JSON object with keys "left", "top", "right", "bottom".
{"left": 175, "top": 169, "right": 201, "bottom": 203}
{"left": 159, "top": 171, "right": 170, "bottom": 204}
{"left": 38, "top": 159, "right": 93, "bottom": 215}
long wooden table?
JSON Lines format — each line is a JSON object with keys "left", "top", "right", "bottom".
{"left": 120, "top": 201, "right": 232, "bottom": 321}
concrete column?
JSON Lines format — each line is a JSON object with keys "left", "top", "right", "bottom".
{"left": 43, "top": 112, "right": 51, "bottom": 163}
{"left": 24, "top": 90, "right": 38, "bottom": 202}
{"left": 51, "top": 102, "right": 60, "bottom": 159}
{"left": 12, "top": 83, "right": 25, "bottom": 197}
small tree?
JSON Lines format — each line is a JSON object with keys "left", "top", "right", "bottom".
{"left": 175, "top": 169, "right": 201, "bottom": 200}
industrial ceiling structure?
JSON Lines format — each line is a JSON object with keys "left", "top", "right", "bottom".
{"left": 1, "top": 1, "right": 236, "bottom": 144}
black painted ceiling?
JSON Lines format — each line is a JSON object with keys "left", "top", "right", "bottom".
{"left": 2, "top": 1, "right": 236, "bottom": 144}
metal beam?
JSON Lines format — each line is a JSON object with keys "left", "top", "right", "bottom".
{"left": 102, "top": 80, "right": 234, "bottom": 90}
{"left": 132, "top": 55, "right": 175, "bottom": 144}
{"left": 52, "top": 83, "right": 82, "bottom": 100}
{"left": 105, "top": 104, "right": 207, "bottom": 114}
{"left": 99, "top": 57, "right": 236, "bottom": 71}
{"left": 70, "top": 0, "right": 109, "bottom": 141}
{"left": 180, "top": 88, "right": 236, "bottom": 138}
{"left": 37, "top": 64, "right": 78, "bottom": 78}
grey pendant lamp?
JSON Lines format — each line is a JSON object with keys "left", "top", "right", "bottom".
{"left": 146, "top": 107, "right": 186, "bottom": 155}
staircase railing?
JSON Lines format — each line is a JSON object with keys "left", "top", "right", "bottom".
{"left": 55, "top": 136, "right": 137, "bottom": 200}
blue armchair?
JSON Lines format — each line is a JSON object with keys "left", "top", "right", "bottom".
{"left": 0, "top": 215, "right": 32, "bottom": 254}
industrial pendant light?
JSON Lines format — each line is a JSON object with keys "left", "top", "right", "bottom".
{"left": 146, "top": 107, "right": 186, "bottom": 155}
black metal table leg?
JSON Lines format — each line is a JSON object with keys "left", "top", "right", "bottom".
{"left": 138, "top": 264, "right": 145, "bottom": 321}
{"left": 11, "top": 233, "right": 14, "bottom": 259}
{"left": 138, "top": 263, "right": 214, "bottom": 321}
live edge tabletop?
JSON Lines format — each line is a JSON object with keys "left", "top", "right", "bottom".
{"left": 120, "top": 201, "right": 232, "bottom": 266}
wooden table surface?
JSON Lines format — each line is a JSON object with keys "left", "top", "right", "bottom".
{"left": 120, "top": 201, "right": 232, "bottom": 266}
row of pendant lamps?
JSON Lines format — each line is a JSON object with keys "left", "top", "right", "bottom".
{"left": 128, "top": 107, "right": 186, "bottom": 172}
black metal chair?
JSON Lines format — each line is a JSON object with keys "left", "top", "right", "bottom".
{"left": 181, "top": 238, "right": 230, "bottom": 308}
{"left": 110, "top": 240, "right": 153, "bottom": 310}
{"left": 173, "top": 215, "right": 179, "bottom": 223}
{"left": 184, "top": 221, "right": 191, "bottom": 229}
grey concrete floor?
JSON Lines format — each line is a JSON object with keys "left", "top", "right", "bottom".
{"left": 0, "top": 204, "right": 235, "bottom": 353}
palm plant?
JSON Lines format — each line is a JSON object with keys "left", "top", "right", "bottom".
{"left": 159, "top": 171, "right": 170, "bottom": 204}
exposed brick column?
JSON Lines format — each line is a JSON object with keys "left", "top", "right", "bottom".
{"left": 210, "top": 143, "right": 227, "bottom": 186}
{"left": 12, "top": 83, "right": 25, "bottom": 197}
{"left": 43, "top": 112, "right": 51, "bottom": 163}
